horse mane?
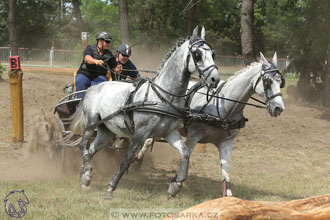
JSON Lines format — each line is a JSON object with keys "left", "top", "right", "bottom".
{"left": 227, "top": 62, "right": 260, "bottom": 82}
{"left": 157, "top": 37, "right": 190, "bottom": 74}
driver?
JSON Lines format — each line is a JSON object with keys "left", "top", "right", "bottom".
{"left": 74, "top": 31, "right": 121, "bottom": 98}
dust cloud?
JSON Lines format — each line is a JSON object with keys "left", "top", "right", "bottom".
{"left": 0, "top": 111, "right": 159, "bottom": 182}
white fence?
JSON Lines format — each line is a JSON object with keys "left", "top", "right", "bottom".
{"left": 0, "top": 47, "right": 288, "bottom": 71}
{"left": 0, "top": 47, "right": 82, "bottom": 68}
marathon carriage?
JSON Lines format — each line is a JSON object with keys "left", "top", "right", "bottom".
{"left": 50, "top": 26, "right": 222, "bottom": 199}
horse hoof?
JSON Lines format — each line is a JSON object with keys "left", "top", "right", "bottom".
{"left": 226, "top": 189, "right": 233, "bottom": 197}
{"left": 80, "top": 169, "right": 92, "bottom": 187}
{"left": 167, "top": 194, "right": 178, "bottom": 200}
{"left": 167, "top": 181, "right": 182, "bottom": 197}
{"left": 103, "top": 190, "right": 113, "bottom": 200}
{"left": 81, "top": 185, "right": 91, "bottom": 190}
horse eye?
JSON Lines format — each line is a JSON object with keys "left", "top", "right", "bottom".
{"left": 212, "top": 49, "right": 216, "bottom": 60}
{"left": 192, "top": 49, "right": 202, "bottom": 62}
{"left": 264, "top": 78, "right": 272, "bottom": 88}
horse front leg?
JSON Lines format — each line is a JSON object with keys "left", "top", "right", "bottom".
{"left": 165, "top": 129, "right": 190, "bottom": 198}
{"left": 217, "top": 138, "right": 234, "bottom": 197}
{"left": 104, "top": 134, "right": 145, "bottom": 199}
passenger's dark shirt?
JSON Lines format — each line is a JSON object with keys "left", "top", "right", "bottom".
{"left": 110, "top": 55, "right": 139, "bottom": 81}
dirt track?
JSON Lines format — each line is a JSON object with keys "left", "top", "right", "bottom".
{"left": 0, "top": 67, "right": 330, "bottom": 199}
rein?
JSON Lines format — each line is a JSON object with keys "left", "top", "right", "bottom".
{"left": 193, "top": 67, "right": 284, "bottom": 110}
{"left": 195, "top": 91, "right": 268, "bottom": 109}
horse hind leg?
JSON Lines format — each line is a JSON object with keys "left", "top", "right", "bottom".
{"left": 165, "top": 130, "right": 190, "bottom": 198}
{"left": 80, "top": 124, "right": 115, "bottom": 188}
{"left": 136, "top": 138, "right": 154, "bottom": 160}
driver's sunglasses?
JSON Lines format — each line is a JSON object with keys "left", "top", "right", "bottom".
{"left": 122, "top": 54, "right": 129, "bottom": 58}
{"left": 104, "top": 40, "right": 111, "bottom": 44}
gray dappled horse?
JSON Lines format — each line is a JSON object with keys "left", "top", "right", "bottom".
{"left": 139, "top": 52, "right": 285, "bottom": 197}
{"left": 68, "top": 26, "right": 220, "bottom": 199}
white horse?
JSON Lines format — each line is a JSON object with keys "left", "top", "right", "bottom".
{"left": 68, "top": 26, "right": 220, "bottom": 199}
{"left": 138, "top": 52, "right": 285, "bottom": 197}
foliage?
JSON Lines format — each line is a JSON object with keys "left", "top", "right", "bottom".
{"left": 0, "top": 0, "right": 330, "bottom": 102}
{"left": 80, "top": 0, "right": 121, "bottom": 50}
{"left": 253, "top": 0, "right": 327, "bottom": 101}
{"left": 0, "top": 62, "right": 4, "bottom": 79}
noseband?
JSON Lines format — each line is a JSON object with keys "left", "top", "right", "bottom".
{"left": 253, "top": 68, "right": 283, "bottom": 104}
{"left": 187, "top": 39, "right": 218, "bottom": 88}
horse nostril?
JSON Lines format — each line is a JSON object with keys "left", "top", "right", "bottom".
{"left": 275, "top": 107, "right": 282, "bottom": 112}
{"left": 274, "top": 107, "right": 283, "bottom": 116}
{"left": 211, "top": 77, "right": 215, "bottom": 82}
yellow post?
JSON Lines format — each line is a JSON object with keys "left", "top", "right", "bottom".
{"left": 8, "top": 66, "right": 24, "bottom": 142}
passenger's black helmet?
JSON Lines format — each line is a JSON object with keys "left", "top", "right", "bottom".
{"left": 116, "top": 44, "right": 131, "bottom": 56}
{"left": 96, "top": 31, "right": 112, "bottom": 42}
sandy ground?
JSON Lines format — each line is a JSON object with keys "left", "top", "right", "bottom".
{"left": 0, "top": 66, "right": 330, "bottom": 194}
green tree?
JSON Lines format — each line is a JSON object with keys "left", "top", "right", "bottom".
{"left": 241, "top": 0, "right": 256, "bottom": 65}
{"left": 80, "top": 0, "right": 120, "bottom": 49}
{"left": 8, "top": 0, "right": 18, "bottom": 55}
{"left": 323, "top": 0, "right": 330, "bottom": 106}
{"left": 0, "top": 62, "right": 4, "bottom": 80}
{"left": 255, "top": 0, "right": 328, "bottom": 102}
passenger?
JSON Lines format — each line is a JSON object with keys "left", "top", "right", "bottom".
{"left": 74, "top": 31, "right": 121, "bottom": 98}
{"left": 112, "top": 44, "right": 140, "bottom": 82}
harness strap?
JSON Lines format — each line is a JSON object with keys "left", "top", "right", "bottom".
{"left": 189, "top": 111, "right": 248, "bottom": 130}
{"left": 268, "top": 92, "right": 282, "bottom": 100}
{"left": 123, "top": 78, "right": 148, "bottom": 134}
{"left": 185, "top": 81, "right": 204, "bottom": 107}
{"left": 84, "top": 101, "right": 158, "bottom": 132}
{"left": 135, "top": 103, "right": 188, "bottom": 119}
{"left": 215, "top": 81, "right": 227, "bottom": 122}
{"left": 150, "top": 82, "right": 191, "bottom": 118}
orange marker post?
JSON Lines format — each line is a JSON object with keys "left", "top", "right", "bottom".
{"left": 9, "top": 56, "right": 24, "bottom": 142}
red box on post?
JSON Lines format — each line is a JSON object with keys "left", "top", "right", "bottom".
{"left": 9, "top": 56, "right": 20, "bottom": 70}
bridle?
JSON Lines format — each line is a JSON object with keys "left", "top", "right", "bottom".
{"left": 187, "top": 39, "right": 218, "bottom": 88}
{"left": 253, "top": 67, "right": 284, "bottom": 105}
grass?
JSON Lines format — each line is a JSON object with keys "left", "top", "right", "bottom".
{"left": 1, "top": 140, "right": 328, "bottom": 220}
{"left": 0, "top": 175, "right": 210, "bottom": 220}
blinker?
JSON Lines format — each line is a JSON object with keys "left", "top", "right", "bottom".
{"left": 280, "top": 76, "right": 285, "bottom": 88}
{"left": 212, "top": 49, "right": 216, "bottom": 60}
{"left": 192, "top": 49, "right": 202, "bottom": 62}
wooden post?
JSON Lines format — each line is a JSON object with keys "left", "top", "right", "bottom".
{"left": 8, "top": 56, "right": 24, "bottom": 142}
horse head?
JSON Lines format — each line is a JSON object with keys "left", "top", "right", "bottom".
{"left": 254, "top": 52, "right": 285, "bottom": 117}
{"left": 187, "top": 26, "right": 220, "bottom": 88}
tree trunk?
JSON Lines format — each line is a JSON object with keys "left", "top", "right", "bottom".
{"left": 72, "top": 0, "right": 84, "bottom": 33}
{"left": 324, "top": 0, "right": 330, "bottom": 106}
{"left": 8, "top": 0, "right": 18, "bottom": 56}
{"left": 119, "top": 0, "right": 130, "bottom": 44}
{"left": 240, "top": 0, "right": 256, "bottom": 66}
{"left": 187, "top": 0, "right": 197, "bottom": 35}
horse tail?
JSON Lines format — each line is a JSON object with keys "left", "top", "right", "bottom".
{"left": 69, "top": 104, "right": 85, "bottom": 135}
{"left": 60, "top": 104, "right": 85, "bottom": 147}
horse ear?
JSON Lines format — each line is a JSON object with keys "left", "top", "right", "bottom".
{"left": 272, "top": 52, "right": 278, "bottom": 66}
{"left": 192, "top": 25, "right": 199, "bottom": 40}
{"left": 201, "top": 26, "right": 205, "bottom": 40}
{"left": 260, "top": 52, "right": 270, "bottom": 67}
